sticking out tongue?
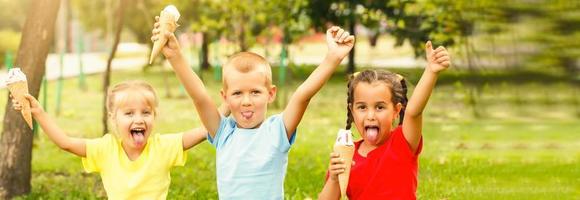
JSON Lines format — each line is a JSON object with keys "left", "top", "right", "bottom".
{"left": 365, "top": 127, "right": 379, "bottom": 143}
{"left": 132, "top": 133, "right": 145, "bottom": 147}
{"left": 242, "top": 111, "right": 253, "bottom": 120}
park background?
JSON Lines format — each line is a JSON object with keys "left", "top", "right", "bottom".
{"left": 0, "top": 0, "right": 578, "bottom": 199}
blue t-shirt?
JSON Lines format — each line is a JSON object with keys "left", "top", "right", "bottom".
{"left": 208, "top": 114, "right": 296, "bottom": 199}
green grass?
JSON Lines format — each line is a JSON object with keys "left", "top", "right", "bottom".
{"left": 1, "top": 67, "right": 579, "bottom": 199}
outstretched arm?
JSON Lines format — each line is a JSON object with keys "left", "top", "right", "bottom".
{"left": 282, "top": 26, "right": 355, "bottom": 139}
{"left": 182, "top": 103, "right": 230, "bottom": 150}
{"left": 403, "top": 41, "right": 450, "bottom": 153}
{"left": 12, "top": 94, "right": 86, "bottom": 157}
{"left": 151, "top": 16, "right": 221, "bottom": 137}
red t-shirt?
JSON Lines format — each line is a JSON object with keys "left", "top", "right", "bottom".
{"left": 328, "top": 126, "right": 423, "bottom": 200}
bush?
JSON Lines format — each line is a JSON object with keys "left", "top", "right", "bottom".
{"left": 0, "top": 29, "right": 21, "bottom": 69}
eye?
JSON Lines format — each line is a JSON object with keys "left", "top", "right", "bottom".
{"left": 124, "top": 111, "right": 133, "bottom": 116}
{"left": 251, "top": 90, "right": 261, "bottom": 95}
{"left": 376, "top": 105, "right": 385, "bottom": 111}
{"left": 143, "top": 110, "right": 152, "bottom": 115}
{"left": 356, "top": 105, "right": 366, "bottom": 110}
{"left": 232, "top": 91, "right": 242, "bottom": 96}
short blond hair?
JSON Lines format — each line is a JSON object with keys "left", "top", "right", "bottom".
{"left": 222, "top": 52, "right": 272, "bottom": 89}
{"left": 106, "top": 80, "right": 158, "bottom": 116}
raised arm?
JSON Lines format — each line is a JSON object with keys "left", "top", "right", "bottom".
{"left": 182, "top": 103, "right": 230, "bottom": 150}
{"left": 402, "top": 41, "right": 450, "bottom": 153}
{"left": 282, "top": 26, "right": 354, "bottom": 139}
{"left": 12, "top": 94, "right": 86, "bottom": 157}
{"left": 151, "top": 16, "right": 221, "bottom": 136}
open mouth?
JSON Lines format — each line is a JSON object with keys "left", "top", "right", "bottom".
{"left": 364, "top": 125, "right": 379, "bottom": 143}
{"left": 130, "top": 127, "right": 146, "bottom": 146}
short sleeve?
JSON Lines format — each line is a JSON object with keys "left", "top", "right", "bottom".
{"left": 82, "top": 135, "right": 111, "bottom": 173}
{"left": 160, "top": 133, "right": 187, "bottom": 167}
{"left": 208, "top": 116, "right": 233, "bottom": 148}
{"left": 270, "top": 114, "right": 296, "bottom": 152}
{"left": 391, "top": 126, "right": 422, "bottom": 160}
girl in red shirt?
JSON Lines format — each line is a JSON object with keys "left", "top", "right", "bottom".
{"left": 319, "top": 41, "right": 451, "bottom": 200}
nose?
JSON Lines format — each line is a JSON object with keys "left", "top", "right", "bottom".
{"left": 365, "top": 109, "right": 376, "bottom": 121}
{"left": 134, "top": 114, "right": 145, "bottom": 124}
{"left": 241, "top": 94, "right": 252, "bottom": 107}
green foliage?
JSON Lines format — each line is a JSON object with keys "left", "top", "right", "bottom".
{"left": 0, "top": 29, "right": 21, "bottom": 68}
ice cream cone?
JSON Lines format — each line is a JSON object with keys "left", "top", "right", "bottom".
{"left": 8, "top": 81, "right": 33, "bottom": 129}
{"left": 334, "top": 144, "right": 354, "bottom": 197}
{"left": 149, "top": 6, "right": 180, "bottom": 64}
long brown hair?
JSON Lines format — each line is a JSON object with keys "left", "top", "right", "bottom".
{"left": 345, "top": 70, "right": 408, "bottom": 130}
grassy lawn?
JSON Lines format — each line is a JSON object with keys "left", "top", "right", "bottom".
{"left": 1, "top": 66, "right": 578, "bottom": 199}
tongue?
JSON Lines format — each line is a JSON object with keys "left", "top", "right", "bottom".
{"left": 133, "top": 133, "right": 145, "bottom": 146}
{"left": 366, "top": 128, "right": 379, "bottom": 143}
{"left": 242, "top": 112, "right": 253, "bottom": 119}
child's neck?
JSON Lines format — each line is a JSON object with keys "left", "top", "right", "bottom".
{"left": 121, "top": 143, "right": 144, "bottom": 161}
{"left": 358, "top": 142, "right": 377, "bottom": 157}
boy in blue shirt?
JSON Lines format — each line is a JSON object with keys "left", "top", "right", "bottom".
{"left": 151, "top": 19, "right": 354, "bottom": 198}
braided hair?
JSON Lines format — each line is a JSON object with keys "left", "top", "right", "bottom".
{"left": 345, "top": 70, "right": 408, "bottom": 130}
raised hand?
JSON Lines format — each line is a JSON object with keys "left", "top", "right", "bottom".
{"left": 11, "top": 94, "right": 43, "bottom": 115}
{"left": 151, "top": 16, "right": 181, "bottom": 60}
{"left": 326, "top": 26, "right": 355, "bottom": 59}
{"left": 425, "top": 41, "right": 451, "bottom": 74}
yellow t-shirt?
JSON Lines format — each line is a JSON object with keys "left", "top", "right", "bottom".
{"left": 82, "top": 133, "right": 186, "bottom": 200}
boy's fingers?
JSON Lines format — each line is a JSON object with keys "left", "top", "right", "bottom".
{"left": 335, "top": 29, "right": 345, "bottom": 41}
{"left": 434, "top": 46, "right": 446, "bottom": 54}
{"left": 434, "top": 51, "right": 447, "bottom": 59}
{"left": 339, "top": 31, "right": 349, "bottom": 43}
{"left": 435, "top": 56, "right": 450, "bottom": 63}
{"left": 425, "top": 41, "right": 433, "bottom": 56}
{"left": 154, "top": 22, "right": 160, "bottom": 28}
{"left": 155, "top": 16, "right": 159, "bottom": 22}
{"left": 344, "top": 35, "right": 355, "bottom": 44}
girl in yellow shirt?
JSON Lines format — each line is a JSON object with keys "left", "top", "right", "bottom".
{"left": 12, "top": 80, "right": 227, "bottom": 199}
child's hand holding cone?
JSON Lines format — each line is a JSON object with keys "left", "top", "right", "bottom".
{"left": 149, "top": 5, "right": 181, "bottom": 64}
{"left": 11, "top": 94, "right": 43, "bottom": 115}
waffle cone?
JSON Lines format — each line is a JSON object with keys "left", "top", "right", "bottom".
{"left": 8, "top": 81, "right": 33, "bottom": 129}
{"left": 334, "top": 144, "right": 354, "bottom": 197}
{"left": 149, "top": 10, "right": 178, "bottom": 64}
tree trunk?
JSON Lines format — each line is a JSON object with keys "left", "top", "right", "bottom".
{"left": 201, "top": 32, "right": 210, "bottom": 70}
{"left": 369, "top": 32, "right": 380, "bottom": 47}
{"left": 102, "top": 0, "right": 128, "bottom": 135}
{"left": 0, "top": 0, "right": 61, "bottom": 198}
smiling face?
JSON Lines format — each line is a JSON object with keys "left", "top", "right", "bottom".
{"left": 351, "top": 82, "right": 401, "bottom": 146}
{"left": 111, "top": 90, "right": 156, "bottom": 150}
{"left": 221, "top": 69, "right": 276, "bottom": 128}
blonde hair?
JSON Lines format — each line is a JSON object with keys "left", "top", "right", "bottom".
{"left": 106, "top": 80, "right": 159, "bottom": 116}
{"left": 222, "top": 52, "right": 272, "bottom": 89}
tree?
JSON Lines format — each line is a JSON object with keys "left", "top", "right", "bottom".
{"left": 0, "top": 0, "right": 61, "bottom": 198}
{"left": 102, "top": 0, "right": 129, "bottom": 135}
{"left": 305, "top": 0, "right": 413, "bottom": 73}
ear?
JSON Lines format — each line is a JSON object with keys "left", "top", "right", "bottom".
{"left": 268, "top": 85, "right": 277, "bottom": 103}
{"left": 220, "top": 89, "right": 227, "bottom": 102}
{"left": 108, "top": 111, "right": 114, "bottom": 119}
{"left": 393, "top": 103, "right": 403, "bottom": 119}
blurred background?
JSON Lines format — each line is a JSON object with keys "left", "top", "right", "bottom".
{"left": 0, "top": 0, "right": 578, "bottom": 199}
